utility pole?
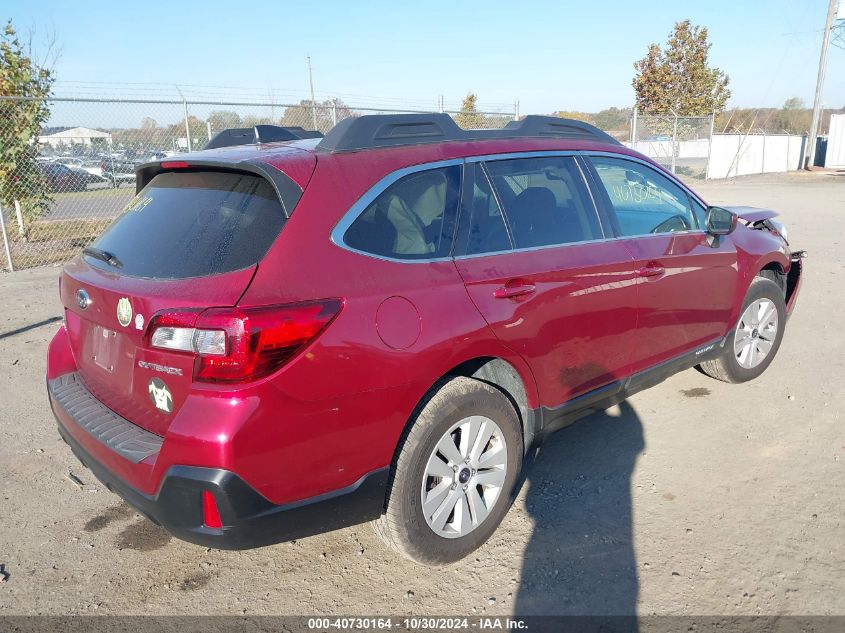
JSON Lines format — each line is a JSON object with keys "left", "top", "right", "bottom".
{"left": 806, "top": 0, "right": 837, "bottom": 169}
{"left": 307, "top": 54, "right": 318, "bottom": 131}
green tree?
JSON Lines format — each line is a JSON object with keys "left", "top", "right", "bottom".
{"left": 773, "top": 97, "right": 810, "bottom": 134}
{"left": 0, "top": 20, "right": 55, "bottom": 227}
{"left": 553, "top": 110, "right": 593, "bottom": 123}
{"left": 241, "top": 114, "right": 275, "bottom": 128}
{"left": 454, "top": 93, "right": 480, "bottom": 129}
{"left": 782, "top": 97, "right": 804, "bottom": 111}
{"left": 633, "top": 20, "right": 730, "bottom": 116}
{"left": 593, "top": 107, "right": 632, "bottom": 131}
{"left": 281, "top": 98, "right": 355, "bottom": 133}
{"left": 280, "top": 100, "right": 313, "bottom": 129}
{"left": 207, "top": 110, "right": 242, "bottom": 134}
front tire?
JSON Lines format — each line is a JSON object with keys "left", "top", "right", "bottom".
{"left": 699, "top": 276, "right": 786, "bottom": 383}
{"left": 373, "top": 376, "right": 523, "bottom": 566}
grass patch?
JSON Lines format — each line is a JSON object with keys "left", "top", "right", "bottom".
{"left": 11, "top": 248, "right": 82, "bottom": 270}
{"left": 17, "top": 219, "right": 113, "bottom": 244}
{"left": 53, "top": 186, "right": 134, "bottom": 201}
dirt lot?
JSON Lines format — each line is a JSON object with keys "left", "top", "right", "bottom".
{"left": 1, "top": 171, "right": 842, "bottom": 616}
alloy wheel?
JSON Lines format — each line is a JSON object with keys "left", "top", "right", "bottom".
{"left": 734, "top": 298, "right": 779, "bottom": 369}
{"left": 420, "top": 416, "right": 508, "bottom": 539}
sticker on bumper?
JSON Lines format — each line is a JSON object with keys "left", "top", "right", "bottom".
{"left": 148, "top": 378, "right": 173, "bottom": 414}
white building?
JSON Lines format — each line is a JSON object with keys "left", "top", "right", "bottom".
{"left": 38, "top": 127, "right": 112, "bottom": 148}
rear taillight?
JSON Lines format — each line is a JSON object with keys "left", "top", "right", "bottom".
{"left": 146, "top": 300, "right": 342, "bottom": 383}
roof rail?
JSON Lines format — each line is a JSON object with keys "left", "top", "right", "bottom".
{"left": 316, "top": 113, "right": 621, "bottom": 153}
{"left": 204, "top": 125, "right": 323, "bottom": 150}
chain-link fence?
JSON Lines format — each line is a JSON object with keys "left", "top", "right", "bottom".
{"left": 628, "top": 111, "right": 714, "bottom": 177}
{"left": 625, "top": 110, "right": 811, "bottom": 181}
{"left": 0, "top": 95, "right": 515, "bottom": 272}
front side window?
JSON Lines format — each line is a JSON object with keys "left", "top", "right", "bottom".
{"left": 588, "top": 156, "right": 699, "bottom": 236}
{"left": 484, "top": 156, "right": 602, "bottom": 249}
{"left": 343, "top": 165, "right": 460, "bottom": 259}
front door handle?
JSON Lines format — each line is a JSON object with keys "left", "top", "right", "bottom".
{"left": 636, "top": 264, "right": 665, "bottom": 279}
{"left": 493, "top": 283, "right": 536, "bottom": 299}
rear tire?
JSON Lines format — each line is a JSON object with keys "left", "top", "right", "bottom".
{"left": 373, "top": 376, "right": 523, "bottom": 566}
{"left": 699, "top": 276, "right": 786, "bottom": 383}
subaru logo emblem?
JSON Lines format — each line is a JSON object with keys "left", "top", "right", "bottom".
{"left": 76, "top": 289, "right": 91, "bottom": 310}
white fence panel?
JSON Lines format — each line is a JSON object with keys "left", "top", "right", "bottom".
{"left": 762, "top": 136, "right": 788, "bottom": 173}
{"left": 736, "top": 136, "right": 765, "bottom": 176}
{"left": 826, "top": 114, "right": 845, "bottom": 168}
{"left": 707, "top": 133, "right": 805, "bottom": 179}
{"left": 787, "top": 135, "right": 804, "bottom": 172}
{"left": 707, "top": 135, "right": 741, "bottom": 179}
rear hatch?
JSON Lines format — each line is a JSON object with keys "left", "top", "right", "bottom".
{"left": 60, "top": 167, "right": 301, "bottom": 436}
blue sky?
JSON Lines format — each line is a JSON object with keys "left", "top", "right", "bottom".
{"left": 6, "top": 0, "right": 844, "bottom": 114}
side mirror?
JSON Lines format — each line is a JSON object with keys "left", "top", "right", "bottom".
{"left": 705, "top": 206, "right": 737, "bottom": 236}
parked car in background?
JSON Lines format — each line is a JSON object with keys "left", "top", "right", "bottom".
{"left": 39, "top": 161, "right": 89, "bottom": 192}
{"left": 54, "top": 157, "right": 109, "bottom": 183}
{"left": 100, "top": 158, "right": 137, "bottom": 187}
{"left": 47, "top": 115, "right": 803, "bottom": 565}
{"left": 134, "top": 151, "right": 168, "bottom": 162}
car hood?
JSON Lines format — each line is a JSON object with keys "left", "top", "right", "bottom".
{"left": 721, "top": 206, "right": 779, "bottom": 224}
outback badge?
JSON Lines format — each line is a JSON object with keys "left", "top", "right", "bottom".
{"left": 116, "top": 297, "right": 133, "bottom": 327}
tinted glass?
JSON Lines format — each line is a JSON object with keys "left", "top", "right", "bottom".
{"left": 589, "top": 157, "right": 699, "bottom": 236}
{"left": 461, "top": 164, "right": 511, "bottom": 256}
{"left": 485, "top": 156, "right": 601, "bottom": 249}
{"left": 87, "top": 171, "right": 285, "bottom": 279}
{"left": 344, "top": 166, "right": 460, "bottom": 259}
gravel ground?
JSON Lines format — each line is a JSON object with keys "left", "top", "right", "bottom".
{"left": 0, "top": 171, "right": 842, "bottom": 616}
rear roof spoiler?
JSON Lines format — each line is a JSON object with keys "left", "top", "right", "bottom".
{"left": 316, "top": 114, "right": 621, "bottom": 153}
{"left": 204, "top": 125, "right": 323, "bottom": 150}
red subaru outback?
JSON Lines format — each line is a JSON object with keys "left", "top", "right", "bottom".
{"left": 47, "top": 115, "right": 803, "bottom": 565}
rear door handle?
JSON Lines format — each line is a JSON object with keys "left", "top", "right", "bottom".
{"left": 636, "top": 264, "right": 665, "bottom": 279}
{"left": 493, "top": 283, "right": 536, "bottom": 299}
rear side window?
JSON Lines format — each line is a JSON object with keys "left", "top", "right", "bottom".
{"left": 460, "top": 163, "right": 511, "bottom": 256}
{"left": 343, "top": 166, "right": 460, "bottom": 260}
{"left": 86, "top": 171, "right": 285, "bottom": 279}
{"left": 485, "top": 156, "right": 602, "bottom": 249}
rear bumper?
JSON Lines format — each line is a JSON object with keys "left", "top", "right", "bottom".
{"left": 49, "top": 375, "right": 388, "bottom": 549}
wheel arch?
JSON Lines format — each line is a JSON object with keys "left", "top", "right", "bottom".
{"left": 391, "top": 352, "right": 539, "bottom": 476}
{"left": 729, "top": 250, "right": 790, "bottom": 327}
{"left": 379, "top": 352, "right": 538, "bottom": 515}
{"left": 758, "top": 261, "right": 787, "bottom": 297}
{"left": 443, "top": 356, "right": 538, "bottom": 452}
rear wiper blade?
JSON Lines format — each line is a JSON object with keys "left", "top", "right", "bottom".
{"left": 82, "top": 246, "right": 123, "bottom": 269}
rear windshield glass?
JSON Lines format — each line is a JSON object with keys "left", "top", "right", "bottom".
{"left": 86, "top": 171, "right": 285, "bottom": 279}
